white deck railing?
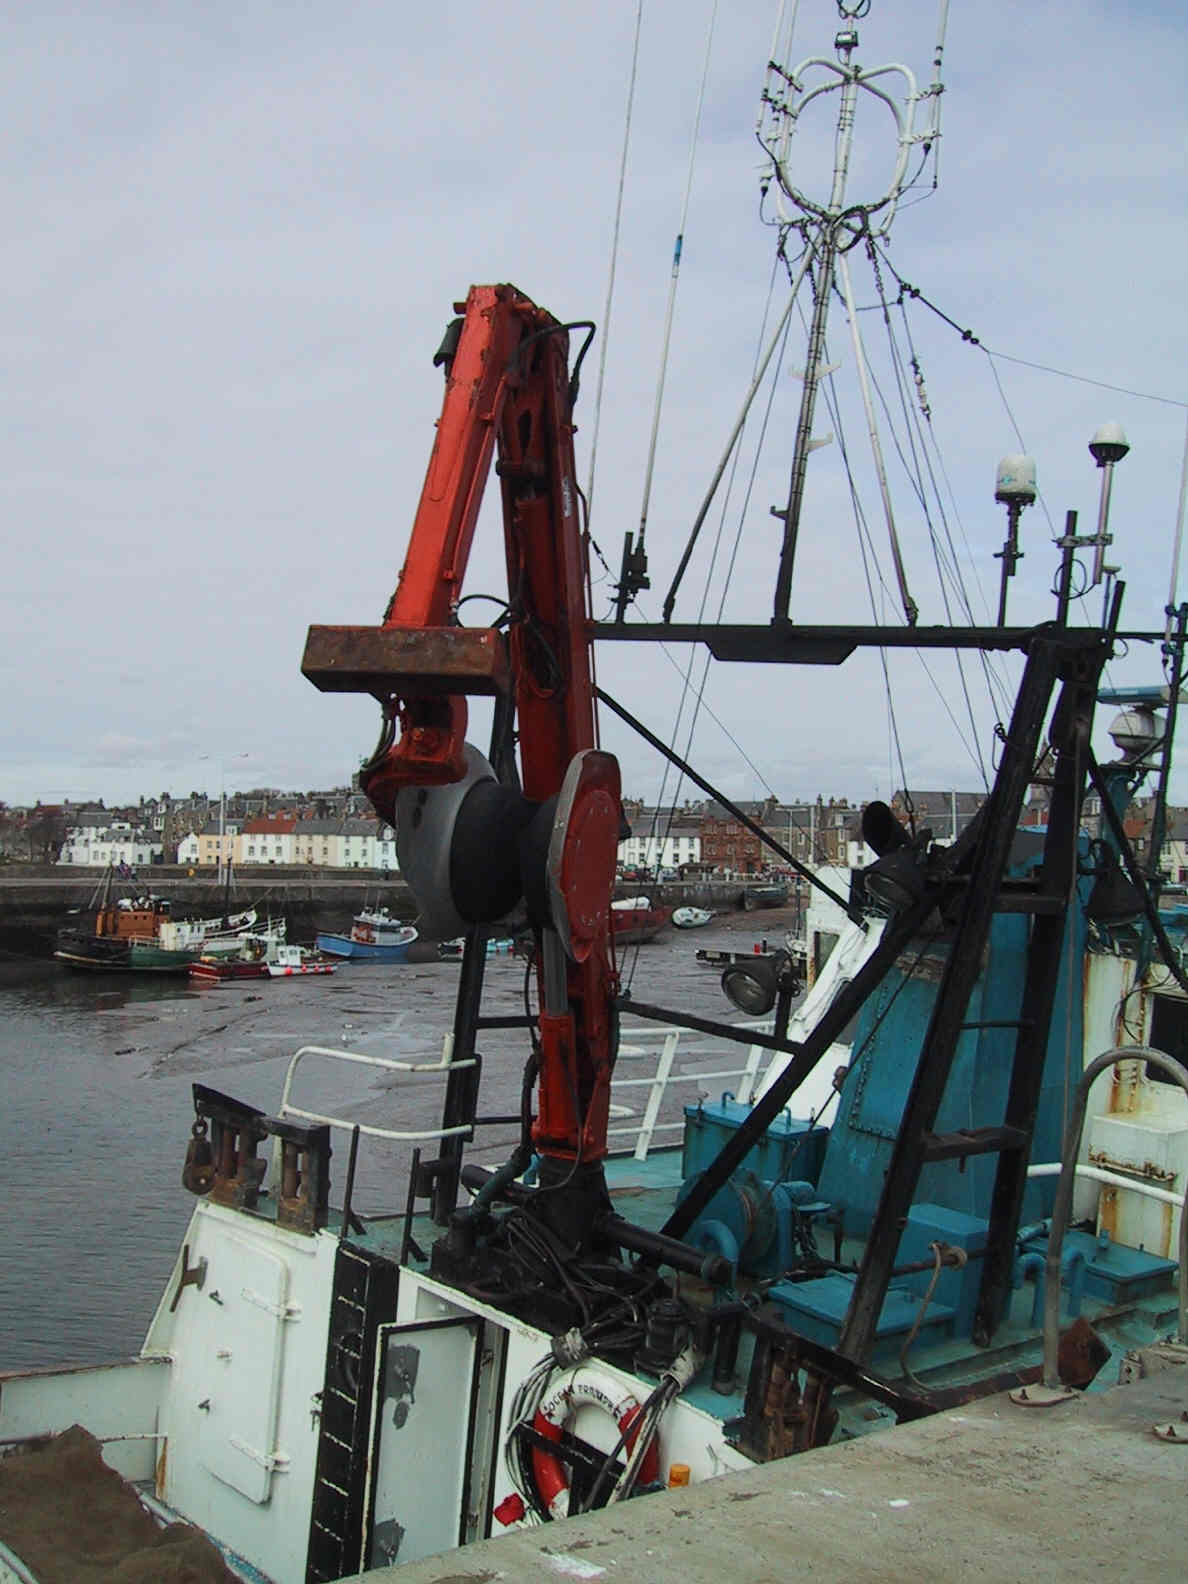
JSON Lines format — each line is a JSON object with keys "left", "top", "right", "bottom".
{"left": 609, "top": 1020, "right": 777, "bottom": 1160}
{"left": 277, "top": 1020, "right": 787, "bottom": 1162}
{"left": 279, "top": 1038, "right": 479, "bottom": 1143}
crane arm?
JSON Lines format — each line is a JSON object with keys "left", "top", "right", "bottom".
{"left": 303, "top": 284, "right": 620, "bottom": 1174}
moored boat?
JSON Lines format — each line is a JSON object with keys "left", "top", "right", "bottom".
{"left": 188, "top": 923, "right": 289, "bottom": 983}
{"left": 316, "top": 906, "right": 418, "bottom": 961}
{"left": 672, "top": 905, "right": 713, "bottom": 928}
{"left": 742, "top": 881, "right": 790, "bottom": 911}
{"left": 266, "top": 943, "right": 336, "bottom": 977}
{"left": 611, "top": 895, "right": 672, "bottom": 943}
{"left": 55, "top": 876, "right": 258, "bottom": 973}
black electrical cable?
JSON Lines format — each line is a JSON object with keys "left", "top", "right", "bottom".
{"left": 579, "top": 1377, "right": 669, "bottom": 1514}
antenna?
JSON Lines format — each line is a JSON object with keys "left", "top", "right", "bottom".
{"left": 761, "top": 13, "right": 936, "bottom": 622}
{"left": 1088, "top": 418, "right": 1129, "bottom": 573}
{"left": 993, "top": 453, "right": 1037, "bottom": 625}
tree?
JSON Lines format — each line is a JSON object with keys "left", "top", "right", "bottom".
{"left": 26, "top": 807, "right": 67, "bottom": 863}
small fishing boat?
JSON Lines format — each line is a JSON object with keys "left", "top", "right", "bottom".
{"left": 672, "top": 906, "right": 714, "bottom": 929}
{"left": 316, "top": 906, "right": 418, "bottom": 961}
{"left": 611, "top": 895, "right": 672, "bottom": 943}
{"left": 265, "top": 944, "right": 336, "bottom": 977}
{"left": 54, "top": 869, "right": 258, "bottom": 972}
{"left": 188, "top": 923, "right": 289, "bottom": 983}
{"left": 742, "top": 881, "right": 790, "bottom": 911}
{"left": 440, "top": 934, "right": 518, "bottom": 958}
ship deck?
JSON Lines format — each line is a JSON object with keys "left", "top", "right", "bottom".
{"left": 347, "top": 1143, "right": 1180, "bottom": 1432}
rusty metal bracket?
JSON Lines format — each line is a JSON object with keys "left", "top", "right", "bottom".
{"left": 169, "top": 1243, "right": 208, "bottom": 1313}
{"left": 270, "top": 1116, "right": 332, "bottom": 1235}
{"left": 302, "top": 624, "right": 510, "bottom": 698}
{"left": 1009, "top": 1381, "right": 1077, "bottom": 1408}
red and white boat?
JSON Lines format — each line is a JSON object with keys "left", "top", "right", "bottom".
{"left": 188, "top": 923, "right": 289, "bottom": 983}
{"left": 190, "top": 936, "right": 334, "bottom": 982}
{"left": 266, "top": 944, "right": 336, "bottom": 978}
{"left": 610, "top": 895, "right": 672, "bottom": 944}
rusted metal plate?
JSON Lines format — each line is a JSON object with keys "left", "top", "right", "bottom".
{"left": 1055, "top": 1314, "right": 1111, "bottom": 1388}
{"left": 302, "top": 624, "right": 510, "bottom": 697}
{"left": 920, "top": 1124, "right": 1029, "bottom": 1162}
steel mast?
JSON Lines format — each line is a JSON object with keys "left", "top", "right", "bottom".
{"left": 761, "top": 1, "right": 946, "bottom": 623}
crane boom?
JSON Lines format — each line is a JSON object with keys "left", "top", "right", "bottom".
{"left": 303, "top": 284, "right": 621, "bottom": 1191}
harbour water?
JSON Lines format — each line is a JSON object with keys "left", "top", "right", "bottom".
{"left": 0, "top": 914, "right": 792, "bottom": 1375}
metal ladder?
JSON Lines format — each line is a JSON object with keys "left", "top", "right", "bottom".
{"left": 834, "top": 635, "right": 1106, "bottom": 1362}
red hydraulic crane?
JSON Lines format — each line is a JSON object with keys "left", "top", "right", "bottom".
{"left": 302, "top": 283, "right": 621, "bottom": 1192}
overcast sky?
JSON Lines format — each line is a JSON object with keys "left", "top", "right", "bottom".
{"left": 3, "top": 1, "right": 1186, "bottom": 815}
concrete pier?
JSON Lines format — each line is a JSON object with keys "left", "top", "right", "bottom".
{"left": 364, "top": 1368, "right": 1188, "bottom": 1583}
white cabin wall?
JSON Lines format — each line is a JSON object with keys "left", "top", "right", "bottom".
{"left": 140, "top": 1201, "right": 339, "bottom": 1584}
{"left": 1080, "top": 954, "right": 1188, "bottom": 1257}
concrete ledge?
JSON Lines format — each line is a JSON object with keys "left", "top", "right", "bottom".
{"left": 364, "top": 1370, "right": 1188, "bottom": 1583}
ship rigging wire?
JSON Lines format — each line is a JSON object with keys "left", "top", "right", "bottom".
{"left": 614, "top": 244, "right": 793, "bottom": 988}
{"left": 648, "top": 255, "right": 791, "bottom": 830}
{"left": 599, "top": 0, "right": 1181, "bottom": 941}
{"left": 633, "top": 0, "right": 719, "bottom": 563}
{"left": 583, "top": 0, "right": 645, "bottom": 520}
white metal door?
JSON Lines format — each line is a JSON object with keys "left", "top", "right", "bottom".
{"left": 364, "top": 1315, "right": 482, "bottom": 1568}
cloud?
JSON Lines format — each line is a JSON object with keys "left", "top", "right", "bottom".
{"left": 0, "top": 1, "right": 1184, "bottom": 811}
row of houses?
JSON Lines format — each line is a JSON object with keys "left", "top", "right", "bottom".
{"left": 618, "top": 795, "right": 866, "bottom": 876}
{"left": 58, "top": 812, "right": 400, "bottom": 872}
{"left": 179, "top": 815, "right": 399, "bottom": 871}
{"left": 45, "top": 790, "right": 1188, "bottom": 882}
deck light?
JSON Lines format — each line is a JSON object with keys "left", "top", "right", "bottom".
{"left": 860, "top": 799, "right": 931, "bottom": 913}
{"left": 721, "top": 948, "right": 799, "bottom": 1017}
{"left": 863, "top": 848, "right": 928, "bottom": 912}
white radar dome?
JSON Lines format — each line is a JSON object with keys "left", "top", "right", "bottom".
{"left": 1107, "top": 706, "right": 1163, "bottom": 762}
{"left": 1089, "top": 422, "right": 1129, "bottom": 465}
{"left": 994, "top": 454, "right": 1037, "bottom": 503}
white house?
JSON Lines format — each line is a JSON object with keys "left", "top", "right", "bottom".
{"left": 294, "top": 819, "right": 339, "bottom": 867}
{"left": 58, "top": 815, "right": 161, "bottom": 868}
{"left": 338, "top": 818, "right": 380, "bottom": 869}
{"left": 376, "top": 824, "right": 398, "bottom": 873}
{"left": 617, "top": 815, "right": 701, "bottom": 873}
{"left": 237, "top": 816, "right": 296, "bottom": 866}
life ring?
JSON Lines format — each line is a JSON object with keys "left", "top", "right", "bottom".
{"left": 529, "top": 1368, "right": 659, "bottom": 1520}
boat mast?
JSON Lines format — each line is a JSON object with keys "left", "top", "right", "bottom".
{"left": 217, "top": 785, "right": 226, "bottom": 891}
{"left": 764, "top": 1, "right": 943, "bottom": 623}
{"left": 771, "top": 37, "right": 859, "bottom": 619}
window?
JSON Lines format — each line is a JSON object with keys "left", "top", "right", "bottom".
{"left": 813, "top": 930, "right": 839, "bottom": 978}
{"left": 1148, "top": 995, "right": 1188, "bottom": 1084}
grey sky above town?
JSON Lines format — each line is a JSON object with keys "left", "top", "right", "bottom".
{"left": 3, "top": 2, "right": 1186, "bottom": 813}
